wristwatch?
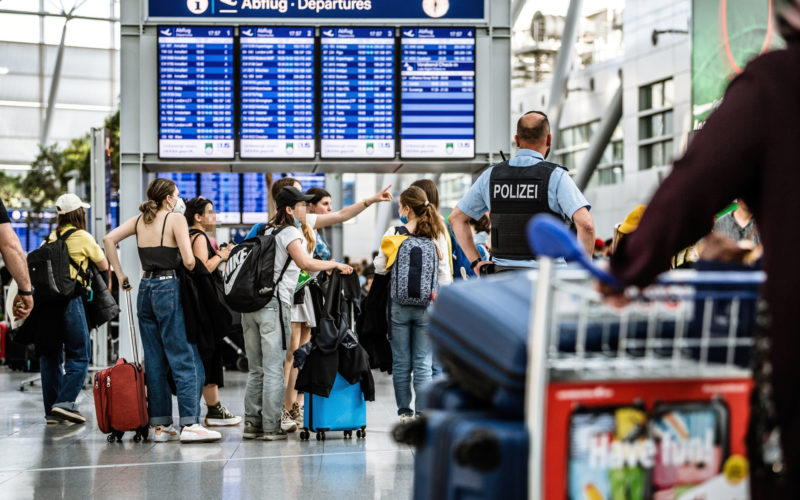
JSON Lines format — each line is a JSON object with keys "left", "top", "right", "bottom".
{"left": 18, "top": 288, "right": 33, "bottom": 296}
{"left": 469, "top": 258, "right": 481, "bottom": 270}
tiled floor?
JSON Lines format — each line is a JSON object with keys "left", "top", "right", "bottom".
{"left": 0, "top": 367, "right": 414, "bottom": 499}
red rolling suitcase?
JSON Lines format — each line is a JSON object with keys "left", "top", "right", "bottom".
{"left": 93, "top": 288, "right": 149, "bottom": 442}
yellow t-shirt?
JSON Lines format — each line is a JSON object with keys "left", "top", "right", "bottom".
{"left": 46, "top": 225, "right": 105, "bottom": 285}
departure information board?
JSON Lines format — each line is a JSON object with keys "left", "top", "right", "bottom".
{"left": 157, "top": 172, "right": 198, "bottom": 199}
{"left": 401, "top": 28, "right": 475, "bottom": 158}
{"left": 240, "top": 27, "right": 315, "bottom": 159}
{"left": 199, "top": 173, "right": 241, "bottom": 224}
{"left": 242, "top": 173, "right": 269, "bottom": 224}
{"left": 158, "top": 26, "right": 234, "bottom": 159}
{"left": 320, "top": 28, "right": 395, "bottom": 159}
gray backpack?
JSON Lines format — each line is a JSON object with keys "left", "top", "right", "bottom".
{"left": 390, "top": 226, "right": 439, "bottom": 307}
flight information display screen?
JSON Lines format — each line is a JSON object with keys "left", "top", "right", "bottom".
{"left": 320, "top": 28, "right": 395, "bottom": 159}
{"left": 400, "top": 28, "right": 475, "bottom": 158}
{"left": 199, "top": 173, "right": 241, "bottom": 224}
{"left": 242, "top": 173, "right": 269, "bottom": 224}
{"left": 240, "top": 27, "right": 315, "bottom": 159}
{"left": 158, "top": 26, "right": 234, "bottom": 159}
{"left": 157, "top": 172, "right": 199, "bottom": 199}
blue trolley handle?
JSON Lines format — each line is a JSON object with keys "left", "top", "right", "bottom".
{"left": 526, "top": 214, "right": 624, "bottom": 289}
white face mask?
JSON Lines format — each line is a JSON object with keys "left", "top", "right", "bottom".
{"left": 172, "top": 197, "right": 185, "bottom": 215}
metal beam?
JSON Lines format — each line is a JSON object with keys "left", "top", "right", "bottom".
{"left": 90, "top": 127, "right": 109, "bottom": 367}
{"left": 0, "top": 8, "right": 119, "bottom": 23}
{"left": 545, "top": 0, "right": 584, "bottom": 150}
{"left": 40, "top": 18, "right": 68, "bottom": 145}
{"left": 325, "top": 173, "right": 344, "bottom": 259}
{"left": 574, "top": 83, "right": 623, "bottom": 191}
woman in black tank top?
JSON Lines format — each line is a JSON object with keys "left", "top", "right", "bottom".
{"left": 103, "top": 178, "right": 221, "bottom": 443}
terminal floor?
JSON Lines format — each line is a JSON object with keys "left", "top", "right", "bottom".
{"left": 0, "top": 367, "right": 414, "bottom": 499}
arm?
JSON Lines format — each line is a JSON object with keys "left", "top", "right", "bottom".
{"left": 191, "top": 233, "right": 231, "bottom": 273}
{"left": 287, "top": 239, "right": 352, "bottom": 274}
{"left": 0, "top": 223, "right": 33, "bottom": 320}
{"left": 610, "top": 69, "right": 764, "bottom": 287}
{"left": 436, "top": 232, "right": 453, "bottom": 286}
{"left": 171, "top": 215, "right": 196, "bottom": 271}
{"left": 373, "top": 227, "right": 395, "bottom": 275}
{"left": 450, "top": 206, "right": 488, "bottom": 271}
{"left": 103, "top": 215, "right": 139, "bottom": 286}
{"left": 314, "top": 185, "right": 393, "bottom": 228}
{"left": 571, "top": 207, "right": 595, "bottom": 256}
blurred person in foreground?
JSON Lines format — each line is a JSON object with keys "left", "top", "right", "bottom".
{"left": 606, "top": 3, "right": 800, "bottom": 495}
{"left": 0, "top": 198, "right": 33, "bottom": 321}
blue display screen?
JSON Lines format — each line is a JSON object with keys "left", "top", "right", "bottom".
{"left": 320, "top": 28, "right": 395, "bottom": 158}
{"left": 158, "top": 26, "right": 234, "bottom": 159}
{"left": 240, "top": 27, "right": 316, "bottom": 159}
{"left": 242, "top": 173, "right": 269, "bottom": 224}
{"left": 157, "top": 172, "right": 199, "bottom": 199}
{"left": 199, "top": 173, "right": 241, "bottom": 224}
{"left": 401, "top": 28, "right": 475, "bottom": 158}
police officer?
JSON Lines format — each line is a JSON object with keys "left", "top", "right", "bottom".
{"left": 450, "top": 110, "right": 595, "bottom": 273}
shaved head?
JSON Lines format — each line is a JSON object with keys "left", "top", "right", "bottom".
{"left": 516, "top": 111, "right": 550, "bottom": 147}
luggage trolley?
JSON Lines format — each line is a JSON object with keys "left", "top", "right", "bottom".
{"left": 525, "top": 216, "right": 761, "bottom": 500}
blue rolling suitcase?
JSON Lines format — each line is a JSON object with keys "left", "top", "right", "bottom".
{"left": 299, "top": 373, "right": 367, "bottom": 441}
{"left": 406, "top": 409, "right": 528, "bottom": 500}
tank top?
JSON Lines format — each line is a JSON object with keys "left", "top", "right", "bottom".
{"left": 189, "top": 228, "right": 222, "bottom": 280}
{"left": 136, "top": 213, "right": 181, "bottom": 271}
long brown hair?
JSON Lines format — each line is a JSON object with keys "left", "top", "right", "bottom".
{"left": 401, "top": 186, "right": 446, "bottom": 240}
{"left": 140, "top": 178, "right": 175, "bottom": 224}
{"left": 410, "top": 179, "right": 440, "bottom": 209}
{"left": 57, "top": 208, "right": 87, "bottom": 231}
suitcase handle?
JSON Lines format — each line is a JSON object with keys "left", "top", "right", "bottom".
{"left": 453, "top": 429, "right": 501, "bottom": 471}
{"left": 124, "top": 289, "right": 140, "bottom": 365}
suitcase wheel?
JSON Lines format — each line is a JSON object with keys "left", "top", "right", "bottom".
{"left": 356, "top": 428, "right": 366, "bottom": 439}
{"left": 299, "top": 429, "right": 310, "bottom": 440}
{"left": 343, "top": 430, "right": 352, "bottom": 439}
{"left": 316, "top": 432, "right": 326, "bottom": 441}
{"left": 108, "top": 430, "right": 124, "bottom": 443}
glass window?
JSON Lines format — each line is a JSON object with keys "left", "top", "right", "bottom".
{"left": 639, "top": 78, "right": 673, "bottom": 111}
{"left": 664, "top": 79, "right": 675, "bottom": 107}
{"left": 0, "top": 13, "right": 40, "bottom": 43}
{"left": 560, "top": 128, "right": 575, "bottom": 149}
{"left": 612, "top": 141, "right": 623, "bottom": 162}
{"left": 639, "top": 85, "right": 652, "bottom": 111}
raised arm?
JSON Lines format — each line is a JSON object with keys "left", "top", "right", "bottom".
{"left": 103, "top": 215, "right": 139, "bottom": 287}
{"left": 314, "top": 185, "right": 393, "bottom": 228}
{"left": 287, "top": 239, "right": 352, "bottom": 274}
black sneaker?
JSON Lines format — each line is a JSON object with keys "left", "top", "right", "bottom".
{"left": 45, "top": 413, "right": 65, "bottom": 425}
{"left": 51, "top": 407, "right": 86, "bottom": 424}
{"left": 205, "top": 403, "right": 242, "bottom": 427}
{"left": 243, "top": 422, "right": 263, "bottom": 440}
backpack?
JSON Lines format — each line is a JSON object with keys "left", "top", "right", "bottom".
{"left": 390, "top": 226, "right": 439, "bottom": 307}
{"left": 447, "top": 223, "right": 476, "bottom": 279}
{"left": 223, "top": 225, "right": 291, "bottom": 313}
{"left": 27, "top": 228, "right": 88, "bottom": 302}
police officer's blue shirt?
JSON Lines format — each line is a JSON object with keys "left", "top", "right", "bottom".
{"left": 456, "top": 149, "right": 590, "bottom": 269}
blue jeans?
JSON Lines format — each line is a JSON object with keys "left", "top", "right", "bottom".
{"left": 39, "top": 296, "right": 91, "bottom": 415}
{"left": 137, "top": 277, "right": 204, "bottom": 427}
{"left": 242, "top": 297, "right": 291, "bottom": 433}
{"left": 389, "top": 300, "right": 433, "bottom": 415}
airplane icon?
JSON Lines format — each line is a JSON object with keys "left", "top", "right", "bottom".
{"left": 160, "top": 28, "right": 172, "bottom": 36}
{"left": 403, "top": 30, "right": 415, "bottom": 38}
{"left": 242, "top": 29, "right": 253, "bottom": 36}
{"left": 404, "top": 63, "right": 414, "bottom": 71}
{"left": 322, "top": 30, "right": 334, "bottom": 37}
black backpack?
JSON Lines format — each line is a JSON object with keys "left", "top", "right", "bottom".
{"left": 27, "top": 228, "right": 88, "bottom": 302}
{"left": 223, "top": 225, "right": 291, "bottom": 313}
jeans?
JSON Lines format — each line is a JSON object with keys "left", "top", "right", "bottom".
{"left": 242, "top": 297, "right": 291, "bottom": 433}
{"left": 389, "top": 300, "right": 433, "bottom": 415}
{"left": 39, "top": 296, "right": 91, "bottom": 414}
{"left": 137, "top": 277, "right": 204, "bottom": 427}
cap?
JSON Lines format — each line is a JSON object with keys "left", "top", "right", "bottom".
{"left": 275, "top": 186, "right": 314, "bottom": 209}
{"left": 55, "top": 193, "right": 90, "bottom": 215}
{"left": 617, "top": 205, "right": 647, "bottom": 235}
{"left": 594, "top": 238, "right": 605, "bottom": 250}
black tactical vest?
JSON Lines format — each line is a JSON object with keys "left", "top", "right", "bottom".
{"left": 489, "top": 160, "right": 565, "bottom": 260}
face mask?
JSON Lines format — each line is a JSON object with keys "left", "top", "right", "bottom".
{"left": 400, "top": 212, "right": 409, "bottom": 224}
{"left": 173, "top": 197, "right": 186, "bottom": 215}
{"left": 294, "top": 218, "right": 302, "bottom": 229}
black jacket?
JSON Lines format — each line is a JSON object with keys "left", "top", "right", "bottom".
{"left": 356, "top": 273, "right": 392, "bottom": 373}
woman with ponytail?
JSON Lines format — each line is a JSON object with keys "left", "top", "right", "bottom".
{"left": 373, "top": 186, "right": 451, "bottom": 421}
{"left": 257, "top": 176, "right": 392, "bottom": 432}
{"left": 104, "top": 178, "right": 222, "bottom": 443}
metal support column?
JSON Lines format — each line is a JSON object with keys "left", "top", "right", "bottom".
{"left": 325, "top": 173, "right": 344, "bottom": 259}
{"left": 90, "top": 127, "right": 109, "bottom": 367}
{"left": 545, "top": 0, "right": 584, "bottom": 150}
{"left": 574, "top": 84, "right": 623, "bottom": 190}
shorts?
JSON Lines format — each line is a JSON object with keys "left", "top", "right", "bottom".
{"left": 290, "top": 286, "right": 316, "bottom": 327}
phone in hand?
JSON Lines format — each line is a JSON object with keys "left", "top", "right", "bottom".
{"left": 479, "top": 263, "right": 496, "bottom": 276}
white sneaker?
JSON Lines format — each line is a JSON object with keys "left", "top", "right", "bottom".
{"left": 400, "top": 414, "right": 415, "bottom": 424}
{"left": 281, "top": 409, "right": 298, "bottom": 433}
{"left": 151, "top": 425, "right": 180, "bottom": 443}
{"left": 180, "top": 424, "right": 222, "bottom": 443}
